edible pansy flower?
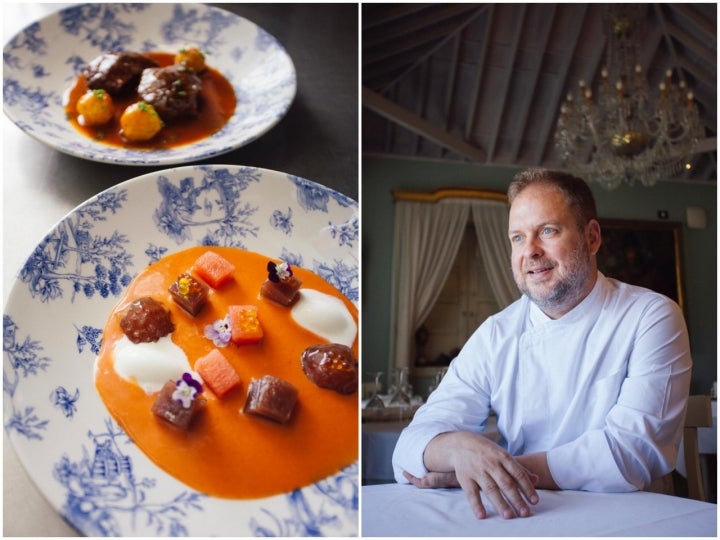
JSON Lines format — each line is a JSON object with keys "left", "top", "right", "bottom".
{"left": 204, "top": 315, "right": 232, "bottom": 347}
{"left": 173, "top": 372, "right": 203, "bottom": 409}
{"left": 267, "top": 261, "right": 293, "bottom": 283}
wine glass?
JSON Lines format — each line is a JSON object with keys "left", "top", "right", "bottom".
{"left": 389, "top": 367, "right": 411, "bottom": 406}
{"left": 364, "top": 371, "right": 385, "bottom": 409}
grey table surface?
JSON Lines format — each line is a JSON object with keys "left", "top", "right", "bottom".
{"left": 2, "top": 3, "right": 358, "bottom": 535}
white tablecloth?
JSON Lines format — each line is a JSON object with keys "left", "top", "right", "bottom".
{"left": 361, "top": 483, "right": 718, "bottom": 537}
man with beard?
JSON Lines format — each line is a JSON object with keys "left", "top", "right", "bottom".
{"left": 391, "top": 168, "right": 691, "bottom": 521}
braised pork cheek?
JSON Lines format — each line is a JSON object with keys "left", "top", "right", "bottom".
{"left": 137, "top": 65, "right": 203, "bottom": 121}
{"left": 83, "top": 52, "right": 159, "bottom": 95}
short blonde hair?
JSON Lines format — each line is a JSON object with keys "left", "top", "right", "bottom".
{"left": 508, "top": 168, "right": 598, "bottom": 228}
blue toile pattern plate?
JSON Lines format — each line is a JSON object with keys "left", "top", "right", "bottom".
{"left": 3, "top": 4, "right": 296, "bottom": 165}
{"left": 3, "top": 165, "right": 359, "bottom": 536}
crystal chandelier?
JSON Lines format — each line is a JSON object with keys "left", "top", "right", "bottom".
{"left": 554, "top": 5, "right": 703, "bottom": 189}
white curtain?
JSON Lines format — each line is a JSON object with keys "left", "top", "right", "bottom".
{"left": 389, "top": 201, "right": 470, "bottom": 371}
{"left": 471, "top": 200, "right": 521, "bottom": 308}
{"left": 389, "top": 197, "right": 520, "bottom": 371}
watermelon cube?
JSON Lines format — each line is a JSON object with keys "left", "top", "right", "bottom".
{"left": 228, "top": 305, "right": 263, "bottom": 345}
{"left": 193, "top": 251, "right": 236, "bottom": 288}
{"left": 195, "top": 349, "right": 241, "bottom": 397}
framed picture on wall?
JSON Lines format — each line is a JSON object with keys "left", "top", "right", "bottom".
{"left": 597, "top": 219, "right": 685, "bottom": 312}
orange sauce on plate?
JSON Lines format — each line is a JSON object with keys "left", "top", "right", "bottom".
{"left": 65, "top": 52, "right": 236, "bottom": 149}
{"left": 94, "top": 246, "right": 358, "bottom": 499}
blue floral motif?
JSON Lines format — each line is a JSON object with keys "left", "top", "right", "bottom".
{"left": 54, "top": 418, "right": 205, "bottom": 536}
{"left": 145, "top": 243, "right": 169, "bottom": 265}
{"left": 313, "top": 259, "right": 359, "bottom": 303}
{"left": 256, "top": 28, "right": 278, "bottom": 53}
{"left": 290, "top": 175, "right": 355, "bottom": 213}
{"left": 3, "top": 315, "right": 51, "bottom": 440}
{"left": 4, "top": 21, "right": 47, "bottom": 68}
{"left": 328, "top": 215, "right": 359, "bottom": 248}
{"left": 280, "top": 248, "right": 304, "bottom": 269}
{"left": 161, "top": 4, "right": 238, "bottom": 52}
{"left": 2, "top": 78, "right": 57, "bottom": 128}
{"left": 59, "top": 4, "right": 148, "bottom": 52}
{"left": 154, "top": 167, "right": 262, "bottom": 246}
{"left": 270, "top": 207, "right": 294, "bottom": 235}
{"left": 76, "top": 325, "right": 103, "bottom": 355}
{"left": 290, "top": 175, "right": 331, "bottom": 213}
{"left": 19, "top": 190, "right": 133, "bottom": 303}
{"left": 51, "top": 386, "right": 80, "bottom": 419}
{"left": 249, "top": 463, "right": 358, "bottom": 536}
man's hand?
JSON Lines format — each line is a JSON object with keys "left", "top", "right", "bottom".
{"left": 403, "top": 470, "right": 460, "bottom": 488}
{"left": 421, "top": 431, "right": 540, "bottom": 520}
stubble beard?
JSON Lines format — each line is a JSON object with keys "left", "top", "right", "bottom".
{"left": 514, "top": 241, "right": 592, "bottom": 315}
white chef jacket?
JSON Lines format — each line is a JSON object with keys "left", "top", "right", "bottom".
{"left": 392, "top": 273, "right": 692, "bottom": 492}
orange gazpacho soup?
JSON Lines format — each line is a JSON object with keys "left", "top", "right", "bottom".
{"left": 94, "top": 246, "right": 358, "bottom": 499}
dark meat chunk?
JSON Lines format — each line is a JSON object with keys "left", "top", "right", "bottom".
{"left": 168, "top": 272, "right": 209, "bottom": 316}
{"left": 118, "top": 296, "right": 174, "bottom": 343}
{"left": 151, "top": 379, "right": 204, "bottom": 430}
{"left": 261, "top": 261, "right": 302, "bottom": 306}
{"left": 83, "top": 52, "right": 159, "bottom": 95}
{"left": 301, "top": 343, "right": 358, "bottom": 395}
{"left": 260, "top": 276, "right": 302, "bottom": 306}
{"left": 244, "top": 375, "right": 298, "bottom": 424}
{"left": 137, "top": 66, "right": 202, "bottom": 121}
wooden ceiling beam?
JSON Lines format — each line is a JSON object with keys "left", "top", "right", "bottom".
{"left": 508, "top": 4, "right": 557, "bottom": 163}
{"left": 486, "top": 4, "right": 527, "bottom": 162}
{"left": 363, "top": 87, "right": 487, "bottom": 162}
{"left": 364, "top": 4, "right": 484, "bottom": 48}
{"left": 362, "top": 4, "right": 433, "bottom": 31}
{"left": 533, "top": 4, "right": 591, "bottom": 165}
{"left": 465, "top": 5, "right": 494, "bottom": 141}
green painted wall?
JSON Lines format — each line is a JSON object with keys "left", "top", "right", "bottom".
{"left": 362, "top": 156, "right": 717, "bottom": 395}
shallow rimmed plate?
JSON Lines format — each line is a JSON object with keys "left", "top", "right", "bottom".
{"left": 3, "top": 165, "right": 358, "bottom": 536}
{"left": 3, "top": 4, "right": 296, "bottom": 165}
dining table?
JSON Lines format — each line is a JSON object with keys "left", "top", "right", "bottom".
{"left": 361, "top": 482, "right": 718, "bottom": 537}
{"left": 3, "top": 3, "right": 358, "bottom": 535}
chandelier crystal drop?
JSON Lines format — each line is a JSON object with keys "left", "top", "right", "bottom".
{"left": 554, "top": 6, "right": 703, "bottom": 189}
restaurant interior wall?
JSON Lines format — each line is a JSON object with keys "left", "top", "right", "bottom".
{"left": 362, "top": 156, "right": 717, "bottom": 395}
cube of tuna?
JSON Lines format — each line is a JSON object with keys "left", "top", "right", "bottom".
{"left": 243, "top": 375, "right": 298, "bottom": 424}
{"left": 228, "top": 305, "right": 263, "bottom": 345}
{"left": 260, "top": 276, "right": 302, "bottom": 306}
{"left": 195, "top": 349, "right": 241, "bottom": 397}
{"left": 151, "top": 379, "right": 204, "bottom": 429}
{"left": 193, "top": 251, "right": 236, "bottom": 288}
{"left": 168, "top": 272, "right": 209, "bottom": 316}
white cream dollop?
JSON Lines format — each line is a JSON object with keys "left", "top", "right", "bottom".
{"left": 113, "top": 334, "right": 194, "bottom": 394}
{"left": 290, "top": 289, "right": 357, "bottom": 347}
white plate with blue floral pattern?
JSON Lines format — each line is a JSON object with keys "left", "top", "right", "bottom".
{"left": 3, "top": 165, "right": 359, "bottom": 536}
{"left": 3, "top": 4, "right": 296, "bottom": 166}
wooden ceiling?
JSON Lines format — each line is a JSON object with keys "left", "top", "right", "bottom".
{"left": 362, "top": 3, "right": 717, "bottom": 185}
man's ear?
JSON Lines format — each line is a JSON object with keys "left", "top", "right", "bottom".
{"left": 586, "top": 219, "right": 602, "bottom": 255}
